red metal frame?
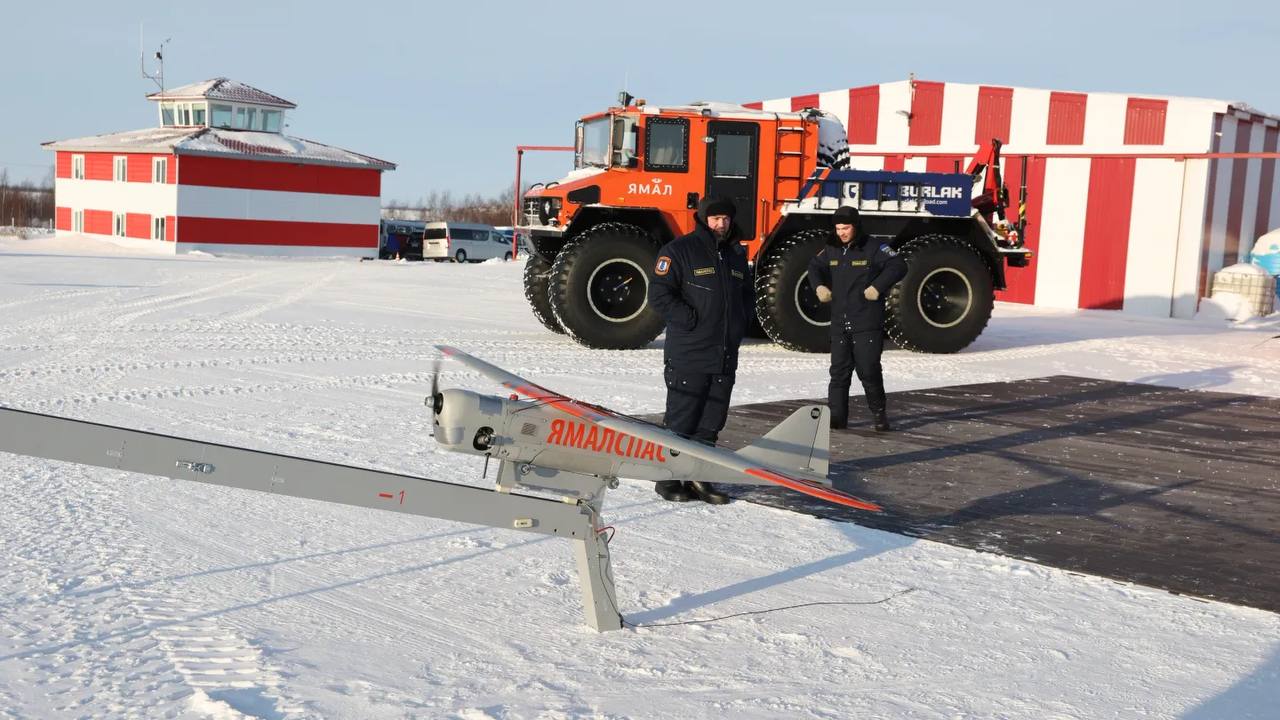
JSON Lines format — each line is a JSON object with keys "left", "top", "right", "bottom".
{"left": 846, "top": 150, "right": 1280, "bottom": 161}
{"left": 513, "top": 145, "right": 573, "bottom": 259}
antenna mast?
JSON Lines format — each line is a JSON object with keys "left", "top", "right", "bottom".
{"left": 139, "top": 24, "right": 170, "bottom": 94}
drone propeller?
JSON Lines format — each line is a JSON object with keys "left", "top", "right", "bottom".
{"left": 426, "top": 357, "right": 444, "bottom": 432}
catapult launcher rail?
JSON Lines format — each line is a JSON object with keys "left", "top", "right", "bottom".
{"left": 0, "top": 405, "right": 623, "bottom": 631}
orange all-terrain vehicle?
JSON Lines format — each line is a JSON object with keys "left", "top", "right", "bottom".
{"left": 518, "top": 94, "right": 1031, "bottom": 353}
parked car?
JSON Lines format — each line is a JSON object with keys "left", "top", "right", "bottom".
{"left": 494, "top": 226, "right": 529, "bottom": 258}
{"left": 379, "top": 220, "right": 425, "bottom": 260}
{"left": 422, "top": 222, "right": 513, "bottom": 262}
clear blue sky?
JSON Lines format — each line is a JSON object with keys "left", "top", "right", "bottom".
{"left": 2, "top": 0, "right": 1275, "bottom": 201}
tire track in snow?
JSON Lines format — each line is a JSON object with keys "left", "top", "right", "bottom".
{"left": 104, "top": 270, "right": 276, "bottom": 328}
{"left": 0, "top": 462, "right": 304, "bottom": 717}
{"left": 0, "top": 284, "right": 122, "bottom": 311}
{"left": 222, "top": 268, "right": 340, "bottom": 323}
{"left": 130, "top": 588, "right": 298, "bottom": 718}
{"left": 0, "top": 465, "right": 192, "bottom": 717}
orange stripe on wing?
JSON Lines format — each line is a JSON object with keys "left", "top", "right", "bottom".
{"left": 504, "top": 382, "right": 606, "bottom": 422}
{"left": 745, "top": 468, "right": 882, "bottom": 512}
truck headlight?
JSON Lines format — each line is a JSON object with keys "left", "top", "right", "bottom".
{"left": 538, "top": 197, "right": 562, "bottom": 226}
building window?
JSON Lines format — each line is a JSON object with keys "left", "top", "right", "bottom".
{"left": 72, "top": 210, "right": 84, "bottom": 233}
{"left": 113, "top": 213, "right": 126, "bottom": 237}
{"left": 152, "top": 157, "right": 168, "bottom": 183}
{"left": 152, "top": 216, "right": 166, "bottom": 240}
{"left": 113, "top": 156, "right": 127, "bottom": 182}
{"left": 71, "top": 154, "right": 85, "bottom": 179}
{"left": 234, "top": 107, "right": 248, "bottom": 129}
{"left": 212, "top": 104, "right": 233, "bottom": 128}
{"left": 160, "top": 102, "right": 209, "bottom": 127}
{"left": 262, "top": 110, "right": 282, "bottom": 132}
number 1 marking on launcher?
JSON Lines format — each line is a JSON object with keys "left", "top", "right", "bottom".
{"left": 378, "top": 490, "right": 406, "bottom": 505}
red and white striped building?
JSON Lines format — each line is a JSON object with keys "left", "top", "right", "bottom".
{"left": 44, "top": 78, "right": 395, "bottom": 257}
{"left": 748, "top": 80, "right": 1280, "bottom": 318}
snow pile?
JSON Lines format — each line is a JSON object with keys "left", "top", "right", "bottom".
{"left": 0, "top": 231, "right": 178, "bottom": 256}
{"left": 1200, "top": 263, "right": 1276, "bottom": 321}
{"left": 0, "top": 226, "right": 54, "bottom": 240}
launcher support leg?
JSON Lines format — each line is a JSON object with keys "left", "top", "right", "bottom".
{"left": 573, "top": 483, "right": 622, "bottom": 631}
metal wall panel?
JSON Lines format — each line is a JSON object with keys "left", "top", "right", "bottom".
{"left": 1124, "top": 98, "right": 1168, "bottom": 145}
{"left": 975, "top": 86, "right": 1014, "bottom": 146}
{"left": 908, "top": 81, "right": 945, "bottom": 146}
{"left": 1079, "top": 157, "right": 1137, "bottom": 309}
{"left": 847, "top": 85, "right": 879, "bottom": 145}
{"left": 1047, "top": 92, "right": 1087, "bottom": 145}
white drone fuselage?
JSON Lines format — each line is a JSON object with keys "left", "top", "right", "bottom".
{"left": 434, "top": 388, "right": 744, "bottom": 486}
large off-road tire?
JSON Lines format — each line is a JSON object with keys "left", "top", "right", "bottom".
{"left": 548, "top": 222, "right": 665, "bottom": 349}
{"left": 523, "top": 253, "right": 564, "bottom": 335}
{"left": 745, "top": 308, "right": 768, "bottom": 339}
{"left": 754, "top": 229, "right": 831, "bottom": 353}
{"left": 885, "top": 234, "right": 994, "bottom": 353}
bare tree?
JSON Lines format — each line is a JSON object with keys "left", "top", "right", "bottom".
{"left": 0, "top": 166, "right": 55, "bottom": 231}
{"left": 383, "top": 183, "right": 535, "bottom": 227}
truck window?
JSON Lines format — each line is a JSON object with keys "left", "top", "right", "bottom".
{"left": 645, "top": 118, "right": 688, "bottom": 172}
{"left": 424, "top": 228, "right": 447, "bottom": 239}
{"left": 580, "top": 118, "right": 611, "bottom": 168}
{"left": 712, "top": 134, "right": 752, "bottom": 178}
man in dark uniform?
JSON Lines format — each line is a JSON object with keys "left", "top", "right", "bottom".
{"left": 648, "top": 196, "right": 753, "bottom": 504}
{"left": 808, "top": 205, "right": 908, "bottom": 431}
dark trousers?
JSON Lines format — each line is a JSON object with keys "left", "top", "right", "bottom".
{"left": 663, "top": 366, "right": 736, "bottom": 445}
{"left": 829, "top": 329, "right": 886, "bottom": 424}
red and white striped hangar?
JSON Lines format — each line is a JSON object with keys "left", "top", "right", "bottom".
{"left": 43, "top": 78, "right": 395, "bottom": 257}
{"left": 748, "top": 80, "right": 1280, "bottom": 318}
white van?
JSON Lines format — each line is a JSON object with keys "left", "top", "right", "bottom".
{"left": 422, "top": 222, "right": 513, "bottom": 263}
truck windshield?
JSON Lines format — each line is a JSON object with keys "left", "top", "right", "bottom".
{"left": 579, "top": 117, "right": 611, "bottom": 168}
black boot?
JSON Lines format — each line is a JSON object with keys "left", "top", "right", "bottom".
{"left": 830, "top": 416, "right": 847, "bottom": 430}
{"left": 688, "top": 481, "right": 730, "bottom": 505}
{"left": 873, "top": 410, "right": 892, "bottom": 432}
{"left": 654, "top": 480, "right": 693, "bottom": 502}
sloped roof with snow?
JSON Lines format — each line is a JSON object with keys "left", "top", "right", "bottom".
{"left": 42, "top": 127, "right": 395, "bottom": 170}
{"left": 146, "top": 78, "right": 297, "bottom": 109}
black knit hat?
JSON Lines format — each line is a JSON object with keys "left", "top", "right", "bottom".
{"left": 698, "top": 196, "right": 736, "bottom": 220}
{"left": 832, "top": 205, "right": 860, "bottom": 227}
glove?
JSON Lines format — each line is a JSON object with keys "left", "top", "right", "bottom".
{"left": 863, "top": 286, "right": 880, "bottom": 301}
{"left": 815, "top": 285, "right": 832, "bottom": 303}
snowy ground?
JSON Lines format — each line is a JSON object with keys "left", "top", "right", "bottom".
{"left": 1, "top": 234, "right": 1278, "bottom": 719}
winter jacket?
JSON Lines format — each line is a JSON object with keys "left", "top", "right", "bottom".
{"left": 649, "top": 221, "right": 753, "bottom": 374}
{"left": 807, "top": 233, "right": 908, "bottom": 335}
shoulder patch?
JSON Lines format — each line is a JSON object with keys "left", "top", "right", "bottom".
{"left": 655, "top": 256, "right": 672, "bottom": 276}
{"left": 693, "top": 267, "right": 716, "bottom": 276}
{"left": 880, "top": 244, "right": 897, "bottom": 256}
